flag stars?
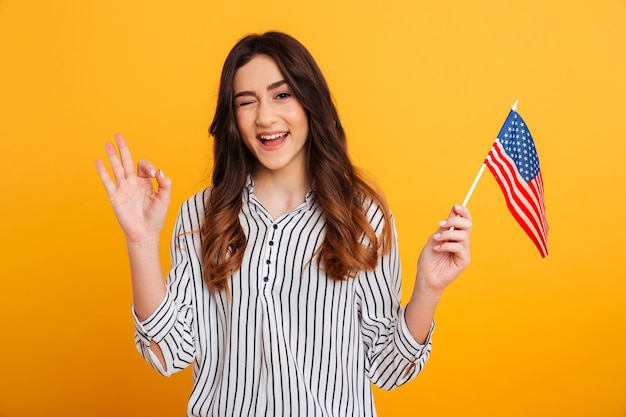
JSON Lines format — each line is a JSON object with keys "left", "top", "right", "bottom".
{"left": 497, "top": 111, "right": 540, "bottom": 181}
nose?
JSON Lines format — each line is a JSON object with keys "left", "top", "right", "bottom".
{"left": 255, "top": 100, "right": 277, "bottom": 127}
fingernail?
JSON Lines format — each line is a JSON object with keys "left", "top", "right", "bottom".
{"left": 455, "top": 204, "right": 463, "bottom": 210}
{"left": 159, "top": 169, "right": 165, "bottom": 178}
{"left": 439, "top": 220, "right": 447, "bottom": 227}
{"left": 150, "top": 169, "right": 157, "bottom": 178}
{"left": 433, "top": 233, "right": 441, "bottom": 239}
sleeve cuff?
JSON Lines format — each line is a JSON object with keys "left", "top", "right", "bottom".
{"left": 132, "top": 291, "right": 177, "bottom": 344}
{"left": 396, "top": 308, "right": 435, "bottom": 362}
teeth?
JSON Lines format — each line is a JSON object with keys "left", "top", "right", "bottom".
{"left": 259, "top": 132, "right": 288, "bottom": 140}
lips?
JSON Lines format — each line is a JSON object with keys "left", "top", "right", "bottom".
{"left": 257, "top": 131, "right": 289, "bottom": 147}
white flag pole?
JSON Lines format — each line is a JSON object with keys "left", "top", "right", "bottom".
{"left": 461, "top": 164, "right": 486, "bottom": 207}
{"left": 460, "top": 100, "right": 519, "bottom": 207}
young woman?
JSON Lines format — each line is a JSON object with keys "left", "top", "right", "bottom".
{"left": 95, "top": 31, "right": 471, "bottom": 417}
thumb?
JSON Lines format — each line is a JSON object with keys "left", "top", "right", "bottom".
{"left": 154, "top": 169, "right": 172, "bottom": 204}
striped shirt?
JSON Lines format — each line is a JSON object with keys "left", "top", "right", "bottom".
{"left": 133, "top": 177, "right": 434, "bottom": 417}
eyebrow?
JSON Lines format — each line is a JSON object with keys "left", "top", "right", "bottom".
{"left": 233, "top": 79, "right": 288, "bottom": 99}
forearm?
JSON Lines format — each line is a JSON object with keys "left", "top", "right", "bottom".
{"left": 406, "top": 205, "right": 472, "bottom": 343}
{"left": 126, "top": 237, "right": 167, "bottom": 321}
{"left": 404, "top": 277, "right": 443, "bottom": 344}
{"left": 126, "top": 237, "right": 168, "bottom": 368}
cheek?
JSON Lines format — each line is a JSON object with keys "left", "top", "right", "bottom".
{"left": 234, "top": 111, "right": 244, "bottom": 127}
{"left": 290, "top": 106, "right": 309, "bottom": 130}
{"left": 234, "top": 112, "right": 252, "bottom": 135}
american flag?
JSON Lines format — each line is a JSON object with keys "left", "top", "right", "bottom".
{"left": 484, "top": 108, "right": 549, "bottom": 257}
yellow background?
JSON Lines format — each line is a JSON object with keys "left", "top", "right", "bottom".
{"left": 1, "top": 0, "right": 625, "bottom": 415}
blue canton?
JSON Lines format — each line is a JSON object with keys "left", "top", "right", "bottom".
{"left": 497, "top": 112, "right": 540, "bottom": 182}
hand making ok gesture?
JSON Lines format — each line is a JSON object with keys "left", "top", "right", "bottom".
{"left": 94, "top": 133, "right": 172, "bottom": 244}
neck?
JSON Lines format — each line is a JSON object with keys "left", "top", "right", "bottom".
{"left": 251, "top": 165, "right": 311, "bottom": 219}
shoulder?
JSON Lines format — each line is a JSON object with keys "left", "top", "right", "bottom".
{"left": 175, "top": 187, "right": 213, "bottom": 229}
{"left": 180, "top": 187, "right": 212, "bottom": 210}
{"left": 361, "top": 196, "right": 395, "bottom": 234}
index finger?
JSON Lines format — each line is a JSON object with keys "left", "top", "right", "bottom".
{"left": 444, "top": 205, "right": 472, "bottom": 232}
{"left": 450, "top": 204, "right": 472, "bottom": 221}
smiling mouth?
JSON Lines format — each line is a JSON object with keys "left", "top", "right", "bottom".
{"left": 258, "top": 132, "right": 288, "bottom": 144}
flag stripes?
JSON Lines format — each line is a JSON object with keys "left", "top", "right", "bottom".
{"left": 485, "top": 139, "right": 549, "bottom": 257}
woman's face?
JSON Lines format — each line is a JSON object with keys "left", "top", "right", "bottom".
{"left": 233, "top": 54, "right": 309, "bottom": 178}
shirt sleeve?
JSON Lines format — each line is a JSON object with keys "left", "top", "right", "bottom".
{"left": 357, "top": 208, "right": 434, "bottom": 391}
{"left": 132, "top": 198, "right": 200, "bottom": 377}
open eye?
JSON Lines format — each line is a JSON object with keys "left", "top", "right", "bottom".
{"left": 275, "top": 92, "right": 291, "bottom": 100}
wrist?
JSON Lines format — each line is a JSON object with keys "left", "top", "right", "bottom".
{"left": 415, "top": 270, "right": 447, "bottom": 296}
{"left": 408, "top": 284, "right": 443, "bottom": 310}
{"left": 125, "top": 235, "right": 161, "bottom": 253}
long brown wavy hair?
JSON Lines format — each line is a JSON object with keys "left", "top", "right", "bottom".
{"left": 201, "top": 31, "right": 393, "bottom": 292}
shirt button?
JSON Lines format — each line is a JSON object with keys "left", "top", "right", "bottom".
{"left": 269, "top": 240, "right": 274, "bottom": 246}
{"left": 266, "top": 259, "right": 271, "bottom": 265}
{"left": 263, "top": 277, "right": 269, "bottom": 282}
{"left": 273, "top": 224, "right": 278, "bottom": 230}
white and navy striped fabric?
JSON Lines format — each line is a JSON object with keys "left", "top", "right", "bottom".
{"left": 133, "top": 177, "right": 433, "bottom": 417}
